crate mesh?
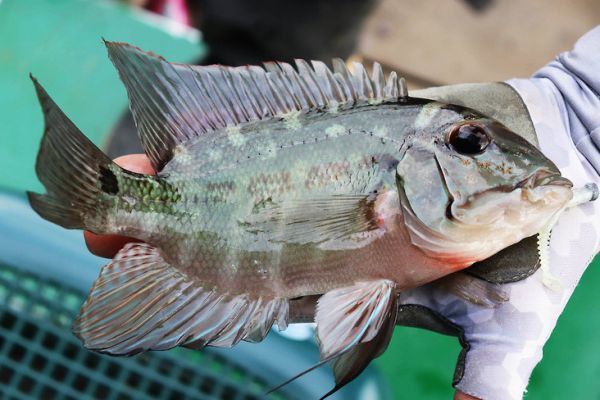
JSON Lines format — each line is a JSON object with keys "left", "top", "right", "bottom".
{"left": 0, "top": 263, "right": 288, "bottom": 400}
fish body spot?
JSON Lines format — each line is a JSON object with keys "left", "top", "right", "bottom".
{"left": 227, "top": 126, "right": 246, "bottom": 147}
{"left": 328, "top": 102, "right": 340, "bottom": 114}
{"left": 373, "top": 126, "right": 389, "bottom": 137}
{"left": 208, "top": 149, "right": 222, "bottom": 162}
{"left": 173, "top": 145, "right": 193, "bottom": 164}
{"left": 282, "top": 110, "right": 302, "bottom": 130}
{"left": 261, "top": 141, "right": 278, "bottom": 159}
{"left": 99, "top": 166, "right": 118, "bottom": 194}
{"left": 414, "top": 103, "right": 441, "bottom": 129}
{"left": 325, "top": 124, "right": 346, "bottom": 138}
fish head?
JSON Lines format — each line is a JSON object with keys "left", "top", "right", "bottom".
{"left": 397, "top": 103, "right": 572, "bottom": 264}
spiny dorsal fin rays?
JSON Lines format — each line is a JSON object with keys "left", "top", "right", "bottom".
{"left": 371, "top": 62, "right": 385, "bottom": 100}
{"left": 385, "top": 71, "right": 399, "bottom": 99}
{"left": 104, "top": 41, "right": 409, "bottom": 170}
{"left": 352, "top": 62, "right": 373, "bottom": 100}
{"left": 331, "top": 58, "right": 356, "bottom": 101}
{"left": 263, "top": 62, "right": 296, "bottom": 112}
{"left": 399, "top": 76, "right": 409, "bottom": 99}
{"left": 294, "top": 59, "right": 327, "bottom": 108}
{"left": 311, "top": 60, "right": 345, "bottom": 105}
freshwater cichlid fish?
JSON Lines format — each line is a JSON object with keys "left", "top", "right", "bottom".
{"left": 28, "top": 42, "right": 573, "bottom": 396}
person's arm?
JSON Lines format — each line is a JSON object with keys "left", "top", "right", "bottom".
{"left": 405, "top": 27, "right": 600, "bottom": 400}
{"left": 529, "top": 26, "right": 600, "bottom": 182}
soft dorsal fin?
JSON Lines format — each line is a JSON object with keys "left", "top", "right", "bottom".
{"left": 105, "top": 40, "right": 408, "bottom": 170}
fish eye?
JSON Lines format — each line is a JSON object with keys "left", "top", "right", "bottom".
{"left": 447, "top": 123, "right": 491, "bottom": 154}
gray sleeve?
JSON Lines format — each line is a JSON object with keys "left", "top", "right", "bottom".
{"left": 533, "top": 26, "right": 600, "bottom": 176}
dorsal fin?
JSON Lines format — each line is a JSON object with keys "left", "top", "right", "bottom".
{"left": 104, "top": 41, "right": 408, "bottom": 170}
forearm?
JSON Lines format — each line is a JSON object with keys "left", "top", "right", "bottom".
{"left": 531, "top": 26, "right": 600, "bottom": 178}
{"left": 406, "top": 26, "right": 600, "bottom": 400}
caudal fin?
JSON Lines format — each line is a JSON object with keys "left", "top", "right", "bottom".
{"left": 27, "top": 75, "right": 117, "bottom": 230}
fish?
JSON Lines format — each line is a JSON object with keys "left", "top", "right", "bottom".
{"left": 27, "top": 41, "right": 573, "bottom": 397}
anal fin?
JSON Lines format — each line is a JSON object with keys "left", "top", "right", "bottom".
{"left": 315, "top": 280, "right": 397, "bottom": 398}
{"left": 74, "top": 243, "right": 288, "bottom": 355}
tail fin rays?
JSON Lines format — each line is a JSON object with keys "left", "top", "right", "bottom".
{"left": 28, "top": 75, "right": 116, "bottom": 230}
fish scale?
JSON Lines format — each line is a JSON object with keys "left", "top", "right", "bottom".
{"left": 27, "top": 41, "right": 575, "bottom": 397}
{"left": 148, "top": 115, "right": 403, "bottom": 295}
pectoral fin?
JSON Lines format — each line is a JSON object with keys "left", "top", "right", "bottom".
{"left": 242, "top": 194, "right": 379, "bottom": 244}
{"left": 241, "top": 188, "right": 400, "bottom": 247}
{"left": 436, "top": 272, "right": 508, "bottom": 308}
{"left": 315, "top": 280, "right": 398, "bottom": 398}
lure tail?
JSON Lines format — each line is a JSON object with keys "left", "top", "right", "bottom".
{"left": 27, "top": 75, "right": 120, "bottom": 231}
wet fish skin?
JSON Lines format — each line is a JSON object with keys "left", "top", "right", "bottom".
{"left": 26, "top": 43, "right": 573, "bottom": 396}
{"left": 96, "top": 101, "right": 566, "bottom": 298}
{"left": 113, "top": 102, "right": 433, "bottom": 296}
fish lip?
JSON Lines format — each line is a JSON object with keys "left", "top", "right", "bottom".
{"left": 516, "top": 169, "right": 573, "bottom": 189}
{"left": 539, "top": 175, "right": 573, "bottom": 188}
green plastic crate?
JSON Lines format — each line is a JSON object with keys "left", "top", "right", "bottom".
{"left": 0, "top": 0, "right": 206, "bottom": 193}
{"left": 0, "top": 263, "right": 277, "bottom": 400}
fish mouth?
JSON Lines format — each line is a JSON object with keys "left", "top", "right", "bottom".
{"left": 451, "top": 169, "right": 573, "bottom": 227}
{"left": 516, "top": 169, "right": 572, "bottom": 190}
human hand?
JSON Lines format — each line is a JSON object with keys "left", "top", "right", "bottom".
{"left": 402, "top": 27, "right": 600, "bottom": 398}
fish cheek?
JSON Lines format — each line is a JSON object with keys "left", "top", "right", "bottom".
{"left": 396, "top": 147, "right": 451, "bottom": 232}
{"left": 432, "top": 147, "right": 498, "bottom": 205}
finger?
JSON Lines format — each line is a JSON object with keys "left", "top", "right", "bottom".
{"left": 84, "top": 154, "right": 155, "bottom": 258}
{"left": 454, "top": 391, "right": 480, "bottom": 400}
{"left": 84, "top": 232, "right": 143, "bottom": 259}
{"left": 112, "top": 153, "right": 156, "bottom": 175}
